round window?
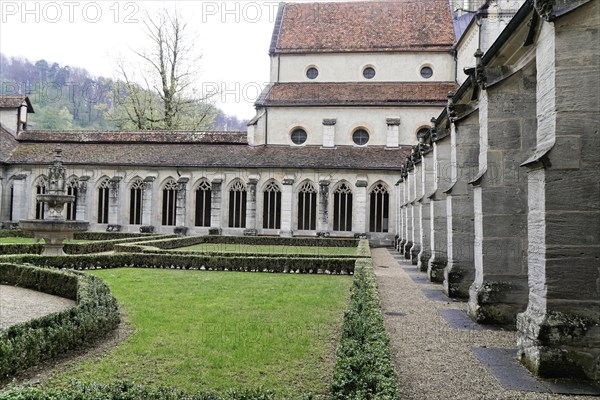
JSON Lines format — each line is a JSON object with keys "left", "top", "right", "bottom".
{"left": 420, "top": 66, "right": 433, "bottom": 79}
{"left": 363, "top": 67, "right": 376, "bottom": 79}
{"left": 306, "top": 67, "right": 319, "bottom": 80}
{"left": 352, "top": 129, "right": 370, "bottom": 146}
{"left": 291, "top": 128, "right": 308, "bottom": 145}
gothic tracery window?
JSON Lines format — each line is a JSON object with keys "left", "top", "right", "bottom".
{"left": 66, "top": 178, "right": 78, "bottom": 221}
{"left": 369, "top": 183, "right": 389, "bottom": 233}
{"left": 297, "top": 182, "right": 317, "bottom": 230}
{"left": 97, "top": 179, "right": 110, "bottom": 224}
{"left": 263, "top": 181, "right": 281, "bottom": 230}
{"left": 35, "top": 177, "right": 47, "bottom": 220}
{"left": 130, "top": 179, "right": 144, "bottom": 225}
{"left": 228, "top": 180, "right": 247, "bottom": 228}
{"left": 333, "top": 183, "right": 353, "bottom": 232}
{"left": 195, "top": 180, "right": 212, "bottom": 227}
{"left": 162, "top": 179, "right": 178, "bottom": 226}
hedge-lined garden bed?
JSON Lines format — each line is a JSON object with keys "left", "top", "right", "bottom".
{"left": 115, "top": 234, "right": 359, "bottom": 252}
{"left": 0, "top": 263, "right": 120, "bottom": 380}
{"left": 1, "top": 253, "right": 356, "bottom": 275}
{"left": 331, "top": 257, "right": 399, "bottom": 399}
{"left": 0, "top": 233, "right": 176, "bottom": 255}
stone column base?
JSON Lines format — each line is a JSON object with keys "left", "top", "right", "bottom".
{"left": 410, "top": 243, "right": 421, "bottom": 266}
{"left": 417, "top": 250, "right": 431, "bottom": 273}
{"left": 398, "top": 239, "right": 406, "bottom": 254}
{"left": 280, "top": 230, "right": 293, "bottom": 238}
{"left": 403, "top": 241, "right": 413, "bottom": 259}
{"left": 427, "top": 252, "right": 447, "bottom": 283}
{"left": 443, "top": 262, "right": 473, "bottom": 298}
{"left": 517, "top": 308, "right": 600, "bottom": 381}
{"left": 467, "top": 280, "right": 528, "bottom": 327}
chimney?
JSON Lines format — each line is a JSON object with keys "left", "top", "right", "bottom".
{"left": 386, "top": 118, "right": 401, "bottom": 147}
{"left": 322, "top": 118, "right": 336, "bottom": 148}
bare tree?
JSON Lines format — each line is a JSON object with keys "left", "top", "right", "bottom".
{"left": 109, "top": 9, "right": 215, "bottom": 130}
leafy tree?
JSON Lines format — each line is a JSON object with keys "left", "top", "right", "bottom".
{"left": 33, "top": 106, "right": 74, "bottom": 130}
{"left": 108, "top": 9, "right": 215, "bottom": 130}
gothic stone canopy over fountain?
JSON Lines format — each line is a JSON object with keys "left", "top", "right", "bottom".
{"left": 19, "top": 147, "right": 89, "bottom": 255}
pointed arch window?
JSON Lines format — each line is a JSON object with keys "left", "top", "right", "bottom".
{"left": 229, "top": 180, "right": 247, "bottom": 228}
{"left": 263, "top": 181, "right": 282, "bottom": 229}
{"left": 195, "top": 180, "right": 212, "bottom": 227}
{"left": 35, "top": 178, "right": 47, "bottom": 220}
{"left": 9, "top": 184, "right": 14, "bottom": 221}
{"left": 333, "top": 183, "right": 353, "bottom": 231}
{"left": 66, "top": 178, "right": 78, "bottom": 221}
{"left": 298, "top": 182, "right": 317, "bottom": 230}
{"left": 369, "top": 183, "right": 389, "bottom": 233}
{"left": 130, "top": 179, "right": 144, "bottom": 225}
{"left": 162, "top": 179, "right": 178, "bottom": 226}
{"left": 97, "top": 179, "right": 110, "bottom": 224}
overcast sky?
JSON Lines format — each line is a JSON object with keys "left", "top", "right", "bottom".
{"left": 0, "top": 1, "right": 294, "bottom": 120}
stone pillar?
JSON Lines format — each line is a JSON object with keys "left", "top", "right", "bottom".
{"left": 280, "top": 178, "right": 294, "bottom": 237}
{"left": 444, "top": 115, "right": 480, "bottom": 298}
{"left": 108, "top": 177, "right": 122, "bottom": 225}
{"left": 322, "top": 119, "right": 336, "bottom": 148}
{"left": 354, "top": 179, "right": 368, "bottom": 235}
{"left": 399, "top": 177, "right": 408, "bottom": 253}
{"left": 142, "top": 177, "right": 155, "bottom": 226}
{"left": 210, "top": 179, "right": 222, "bottom": 230}
{"left": 75, "top": 176, "right": 89, "bottom": 222}
{"left": 395, "top": 179, "right": 404, "bottom": 251}
{"left": 418, "top": 152, "right": 434, "bottom": 272}
{"left": 517, "top": 7, "right": 600, "bottom": 381}
{"left": 428, "top": 138, "right": 451, "bottom": 282}
{"left": 245, "top": 178, "right": 258, "bottom": 234}
{"left": 176, "top": 177, "right": 189, "bottom": 227}
{"left": 10, "top": 175, "right": 28, "bottom": 222}
{"left": 409, "top": 161, "right": 422, "bottom": 265}
{"left": 318, "top": 180, "right": 330, "bottom": 232}
{"left": 386, "top": 118, "right": 400, "bottom": 148}
{"left": 467, "top": 63, "right": 537, "bottom": 326}
{"left": 403, "top": 166, "right": 414, "bottom": 258}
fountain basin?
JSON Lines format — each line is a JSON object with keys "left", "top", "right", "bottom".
{"left": 20, "top": 220, "right": 89, "bottom": 256}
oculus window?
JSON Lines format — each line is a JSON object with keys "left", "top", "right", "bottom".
{"left": 352, "top": 128, "right": 370, "bottom": 146}
{"left": 291, "top": 128, "right": 308, "bottom": 145}
{"left": 420, "top": 66, "right": 433, "bottom": 79}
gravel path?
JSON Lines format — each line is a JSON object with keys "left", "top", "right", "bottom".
{"left": 371, "top": 248, "right": 593, "bottom": 400}
{"left": 0, "top": 285, "right": 75, "bottom": 329}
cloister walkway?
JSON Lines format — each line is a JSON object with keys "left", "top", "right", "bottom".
{"left": 372, "top": 248, "right": 599, "bottom": 400}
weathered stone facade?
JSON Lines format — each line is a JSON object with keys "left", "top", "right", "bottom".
{"left": 398, "top": 0, "right": 600, "bottom": 382}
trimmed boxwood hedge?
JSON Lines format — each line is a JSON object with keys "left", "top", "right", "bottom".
{"left": 0, "top": 380, "right": 331, "bottom": 400}
{"left": 0, "top": 263, "right": 120, "bottom": 380}
{"left": 1, "top": 253, "right": 356, "bottom": 275}
{"left": 115, "top": 235, "right": 359, "bottom": 253}
{"left": 331, "top": 257, "right": 399, "bottom": 400}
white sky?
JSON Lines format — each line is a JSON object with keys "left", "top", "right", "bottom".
{"left": 0, "top": 1, "right": 291, "bottom": 120}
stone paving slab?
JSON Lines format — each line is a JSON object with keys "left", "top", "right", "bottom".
{"left": 473, "top": 347, "right": 600, "bottom": 396}
{"left": 408, "top": 273, "right": 430, "bottom": 284}
{"left": 439, "top": 309, "right": 507, "bottom": 331}
{"left": 421, "top": 288, "right": 466, "bottom": 303}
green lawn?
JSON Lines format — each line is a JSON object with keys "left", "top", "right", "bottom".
{"left": 175, "top": 243, "right": 357, "bottom": 256}
{"left": 48, "top": 268, "right": 352, "bottom": 397}
{"left": 0, "top": 237, "right": 89, "bottom": 244}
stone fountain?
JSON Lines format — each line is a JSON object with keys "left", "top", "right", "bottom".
{"left": 20, "top": 147, "right": 89, "bottom": 255}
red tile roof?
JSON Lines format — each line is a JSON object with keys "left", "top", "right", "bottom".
{"left": 271, "top": 0, "right": 455, "bottom": 54}
{"left": 6, "top": 142, "right": 411, "bottom": 171}
{"left": 257, "top": 82, "right": 457, "bottom": 106}
{"left": 0, "top": 96, "right": 34, "bottom": 112}
{"left": 17, "top": 130, "right": 248, "bottom": 144}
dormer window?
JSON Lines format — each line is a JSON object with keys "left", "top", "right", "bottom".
{"left": 306, "top": 67, "right": 319, "bottom": 80}
{"left": 363, "top": 66, "right": 376, "bottom": 79}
